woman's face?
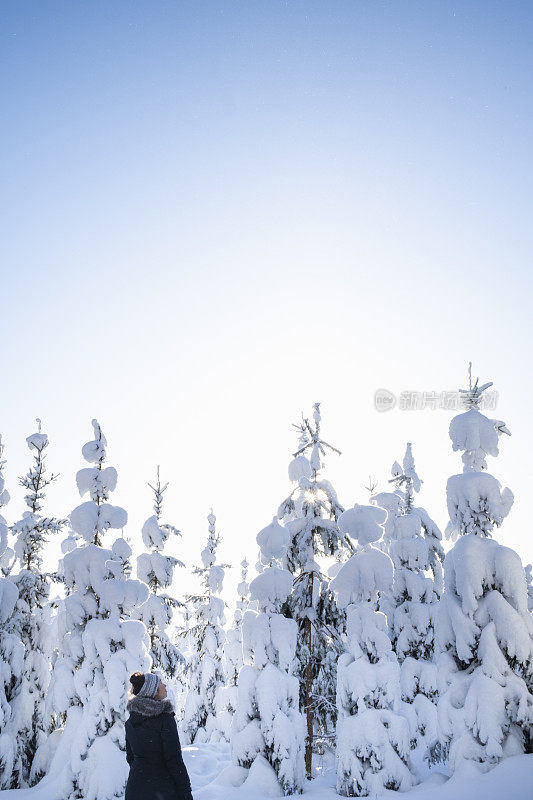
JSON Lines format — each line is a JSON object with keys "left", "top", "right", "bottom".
{"left": 156, "top": 679, "right": 167, "bottom": 699}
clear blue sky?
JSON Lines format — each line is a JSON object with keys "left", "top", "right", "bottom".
{"left": 2, "top": 1, "right": 532, "bottom": 598}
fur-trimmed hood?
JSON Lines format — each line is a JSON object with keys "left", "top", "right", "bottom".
{"left": 127, "top": 696, "right": 174, "bottom": 718}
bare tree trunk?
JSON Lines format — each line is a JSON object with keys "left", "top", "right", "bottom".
{"left": 304, "top": 578, "right": 314, "bottom": 779}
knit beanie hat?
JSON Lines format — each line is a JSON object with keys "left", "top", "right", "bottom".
{"left": 136, "top": 672, "right": 160, "bottom": 699}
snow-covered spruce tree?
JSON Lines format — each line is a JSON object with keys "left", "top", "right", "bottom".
{"left": 135, "top": 467, "right": 185, "bottom": 680}
{"left": 232, "top": 517, "right": 305, "bottom": 794}
{"left": 389, "top": 444, "right": 444, "bottom": 599}
{"left": 172, "top": 603, "right": 193, "bottom": 716}
{"left": 224, "top": 558, "right": 249, "bottom": 686}
{"left": 181, "top": 510, "right": 227, "bottom": 744}
{"left": 216, "top": 558, "right": 250, "bottom": 740}
{"left": 5, "top": 421, "right": 66, "bottom": 788}
{"left": 331, "top": 504, "right": 416, "bottom": 796}
{"left": 436, "top": 370, "right": 533, "bottom": 773}
{"left": 36, "top": 419, "right": 150, "bottom": 800}
{"left": 0, "top": 435, "right": 22, "bottom": 789}
{"left": 69, "top": 419, "right": 127, "bottom": 546}
{"left": 278, "top": 403, "right": 350, "bottom": 774}
{"left": 371, "top": 451, "right": 443, "bottom": 612}
{"left": 384, "top": 444, "right": 444, "bottom": 750}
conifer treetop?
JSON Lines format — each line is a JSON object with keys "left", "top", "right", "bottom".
{"left": 20, "top": 419, "right": 59, "bottom": 515}
{"left": 70, "top": 420, "right": 127, "bottom": 545}
{"left": 446, "top": 368, "right": 514, "bottom": 538}
{"left": 292, "top": 402, "right": 341, "bottom": 477}
{"left": 450, "top": 364, "right": 511, "bottom": 473}
{"left": 13, "top": 420, "right": 66, "bottom": 572}
{"left": 389, "top": 443, "right": 421, "bottom": 513}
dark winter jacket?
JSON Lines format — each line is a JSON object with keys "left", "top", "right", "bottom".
{"left": 125, "top": 696, "right": 193, "bottom": 800}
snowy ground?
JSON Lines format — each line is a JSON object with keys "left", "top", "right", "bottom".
{"left": 184, "top": 743, "right": 532, "bottom": 800}
{"left": 0, "top": 744, "right": 531, "bottom": 800}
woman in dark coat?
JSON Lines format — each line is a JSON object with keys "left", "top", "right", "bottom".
{"left": 125, "top": 672, "right": 193, "bottom": 800}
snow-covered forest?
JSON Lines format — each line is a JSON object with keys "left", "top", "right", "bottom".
{"left": 0, "top": 370, "right": 531, "bottom": 800}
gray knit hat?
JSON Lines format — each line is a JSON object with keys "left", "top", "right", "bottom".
{"left": 136, "top": 672, "right": 160, "bottom": 699}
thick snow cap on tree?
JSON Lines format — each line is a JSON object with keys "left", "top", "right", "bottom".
{"left": 81, "top": 420, "right": 108, "bottom": 463}
{"left": 449, "top": 408, "right": 509, "bottom": 471}
{"left": 257, "top": 517, "right": 289, "bottom": 564}
{"left": 141, "top": 514, "right": 169, "bottom": 550}
{"left": 62, "top": 542, "right": 149, "bottom": 618}
{"left": 61, "top": 530, "right": 79, "bottom": 555}
{"left": 448, "top": 371, "right": 511, "bottom": 472}
{"left": 63, "top": 542, "right": 111, "bottom": 594}
{"left": 446, "top": 471, "right": 514, "bottom": 540}
{"left": 336, "top": 706, "right": 414, "bottom": 796}
{"left": 394, "top": 514, "right": 422, "bottom": 540}
{"left": 137, "top": 550, "right": 176, "bottom": 587}
{"left": 208, "top": 564, "right": 225, "bottom": 595}
{"left": 371, "top": 491, "right": 402, "bottom": 546}
{"left": 371, "top": 491, "right": 401, "bottom": 517}
{"left": 338, "top": 503, "right": 387, "bottom": 546}
{"left": 288, "top": 456, "right": 312, "bottom": 483}
{"left": 439, "top": 534, "right": 531, "bottom": 633}
{"left": 70, "top": 501, "right": 127, "bottom": 542}
{"left": 249, "top": 567, "right": 293, "bottom": 615}
{"left": 76, "top": 467, "right": 118, "bottom": 501}
{"left": 25, "top": 431, "right": 48, "bottom": 452}
{"left": 331, "top": 547, "right": 393, "bottom": 608}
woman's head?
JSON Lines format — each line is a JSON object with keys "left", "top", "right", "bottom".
{"left": 129, "top": 672, "right": 167, "bottom": 699}
{"left": 129, "top": 672, "right": 146, "bottom": 696}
